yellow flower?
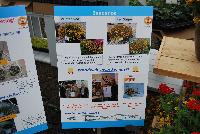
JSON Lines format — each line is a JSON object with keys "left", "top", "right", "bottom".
{"left": 189, "top": 97, "right": 195, "bottom": 100}
{"left": 193, "top": 17, "right": 200, "bottom": 24}
{"left": 183, "top": 101, "right": 188, "bottom": 105}
{"left": 174, "top": 107, "right": 179, "bottom": 111}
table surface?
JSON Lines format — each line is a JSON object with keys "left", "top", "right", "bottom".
{"left": 153, "top": 36, "right": 200, "bottom": 83}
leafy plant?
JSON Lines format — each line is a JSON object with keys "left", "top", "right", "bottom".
{"left": 31, "top": 37, "right": 48, "bottom": 49}
{"left": 129, "top": 0, "right": 194, "bottom": 31}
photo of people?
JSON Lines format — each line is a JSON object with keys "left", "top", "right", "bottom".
{"left": 107, "top": 23, "right": 136, "bottom": 45}
{"left": 92, "top": 73, "right": 118, "bottom": 102}
{"left": 59, "top": 80, "right": 89, "bottom": 98}
{"left": 0, "top": 41, "right": 10, "bottom": 62}
{"left": 123, "top": 83, "right": 144, "bottom": 98}
{"left": 0, "top": 98, "right": 20, "bottom": 118}
{"left": 0, "top": 119, "right": 17, "bottom": 134}
{"left": 55, "top": 22, "right": 86, "bottom": 43}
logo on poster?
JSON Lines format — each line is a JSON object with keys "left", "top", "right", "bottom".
{"left": 68, "top": 68, "right": 74, "bottom": 74}
{"left": 144, "top": 17, "right": 152, "bottom": 25}
{"left": 18, "top": 17, "right": 28, "bottom": 27}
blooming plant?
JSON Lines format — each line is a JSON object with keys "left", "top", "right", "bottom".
{"left": 108, "top": 24, "right": 135, "bottom": 44}
{"left": 80, "top": 39, "right": 103, "bottom": 55}
{"left": 158, "top": 83, "right": 175, "bottom": 94}
{"left": 57, "top": 22, "right": 86, "bottom": 42}
{"left": 129, "top": 38, "right": 150, "bottom": 54}
{"left": 185, "top": 0, "right": 200, "bottom": 23}
{"left": 151, "top": 82, "right": 200, "bottom": 134}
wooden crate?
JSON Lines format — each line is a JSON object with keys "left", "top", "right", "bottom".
{"left": 153, "top": 36, "right": 200, "bottom": 83}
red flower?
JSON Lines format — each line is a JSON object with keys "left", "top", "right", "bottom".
{"left": 187, "top": 99, "right": 200, "bottom": 112}
{"left": 191, "top": 132, "right": 200, "bottom": 134}
{"left": 192, "top": 90, "right": 200, "bottom": 96}
{"left": 158, "top": 83, "right": 175, "bottom": 94}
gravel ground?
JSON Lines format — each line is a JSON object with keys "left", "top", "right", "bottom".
{"left": 35, "top": 61, "right": 156, "bottom": 134}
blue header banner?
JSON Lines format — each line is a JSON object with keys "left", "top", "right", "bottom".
{"left": 54, "top": 6, "right": 153, "bottom": 16}
{"left": 0, "top": 5, "right": 26, "bottom": 18}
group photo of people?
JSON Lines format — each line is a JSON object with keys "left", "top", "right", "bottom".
{"left": 92, "top": 73, "right": 118, "bottom": 102}
{"left": 59, "top": 80, "right": 89, "bottom": 98}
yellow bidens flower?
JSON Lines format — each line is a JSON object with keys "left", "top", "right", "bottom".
{"left": 193, "top": 17, "right": 200, "bottom": 24}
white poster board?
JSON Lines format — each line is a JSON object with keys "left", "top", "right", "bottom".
{"left": 0, "top": 6, "right": 47, "bottom": 133}
{"left": 55, "top": 6, "right": 153, "bottom": 129}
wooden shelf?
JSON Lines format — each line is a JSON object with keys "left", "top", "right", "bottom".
{"left": 153, "top": 36, "right": 200, "bottom": 83}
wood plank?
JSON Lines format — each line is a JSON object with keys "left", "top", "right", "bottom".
{"left": 161, "top": 38, "right": 197, "bottom": 62}
{"left": 154, "top": 56, "right": 200, "bottom": 83}
{"left": 154, "top": 37, "right": 200, "bottom": 83}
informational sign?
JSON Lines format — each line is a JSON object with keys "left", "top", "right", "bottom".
{"left": 55, "top": 6, "right": 153, "bottom": 129}
{"left": 0, "top": 6, "right": 47, "bottom": 133}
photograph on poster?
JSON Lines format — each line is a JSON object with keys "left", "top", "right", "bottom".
{"left": 0, "top": 41, "right": 10, "bottom": 62}
{"left": 55, "top": 22, "right": 86, "bottom": 43}
{"left": 124, "top": 75, "right": 135, "bottom": 83}
{"left": 0, "top": 119, "right": 17, "bottom": 134}
{"left": 80, "top": 39, "right": 103, "bottom": 55}
{"left": 92, "top": 73, "right": 118, "bottom": 102}
{"left": 123, "top": 83, "right": 144, "bottom": 98}
{"left": 0, "top": 98, "right": 20, "bottom": 118}
{"left": 129, "top": 38, "right": 150, "bottom": 54}
{"left": 59, "top": 80, "right": 89, "bottom": 98}
{"left": 0, "top": 59, "right": 27, "bottom": 83}
{"left": 107, "top": 23, "right": 136, "bottom": 45}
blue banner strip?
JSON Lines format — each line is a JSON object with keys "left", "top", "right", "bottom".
{"left": 62, "top": 120, "right": 144, "bottom": 129}
{"left": 16, "top": 123, "right": 48, "bottom": 134}
{"left": 54, "top": 6, "right": 153, "bottom": 16}
{"left": 0, "top": 6, "right": 26, "bottom": 18}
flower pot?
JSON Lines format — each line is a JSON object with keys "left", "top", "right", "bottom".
{"left": 195, "top": 23, "right": 200, "bottom": 61}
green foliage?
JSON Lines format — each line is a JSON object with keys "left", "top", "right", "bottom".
{"left": 31, "top": 37, "right": 48, "bottom": 49}
{"left": 159, "top": 94, "right": 179, "bottom": 114}
{"left": 129, "top": 0, "right": 142, "bottom": 6}
{"left": 129, "top": 0, "right": 193, "bottom": 30}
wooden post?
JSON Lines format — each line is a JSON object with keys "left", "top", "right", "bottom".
{"left": 97, "top": 128, "right": 101, "bottom": 134}
{"left": 44, "top": 15, "right": 57, "bottom": 66}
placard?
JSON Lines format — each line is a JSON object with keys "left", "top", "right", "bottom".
{"left": 55, "top": 6, "right": 153, "bottom": 129}
{"left": 0, "top": 6, "right": 47, "bottom": 133}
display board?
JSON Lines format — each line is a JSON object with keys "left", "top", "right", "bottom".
{"left": 0, "top": 6, "right": 47, "bottom": 134}
{"left": 54, "top": 6, "right": 153, "bottom": 129}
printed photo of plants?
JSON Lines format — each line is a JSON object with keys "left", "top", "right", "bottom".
{"left": 0, "top": 41, "right": 10, "bottom": 62}
{"left": 80, "top": 39, "right": 103, "bottom": 55}
{"left": 0, "top": 98, "right": 20, "bottom": 118}
{"left": 0, "top": 59, "right": 27, "bottom": 83}
{"left": 56, "top": 22, "right": 86, "bottom": 43}
{"left": 123, "top": 83, "right": 144, "bottom": 98}
{"left": 107, "top": 23, "right": 136, "bottom": 45}
{"left": 129, "top": 38, "right": 150, "bottom": 54}
{"left": 0, "top": 119, "right": 17, "bottom": 134}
